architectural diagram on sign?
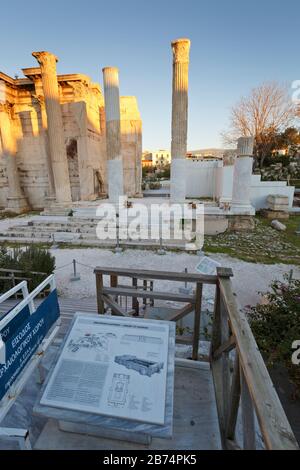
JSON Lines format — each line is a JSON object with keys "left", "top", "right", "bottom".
{"left": 108, "top": 373, "right": 130, "bottom": 408}
{"left": 122, "top": 334, "right": 163, "bottom": 345}
{"left": 67, "top": 332, "right": 116, "bottom": 353}
{"left": 114, "top": 355, "right": 164, "bottom": 377}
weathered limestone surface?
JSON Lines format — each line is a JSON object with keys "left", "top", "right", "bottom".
{"left": 217, "top": 155, "right": 235, "bottom": 207}
{"left": 0, "top": 56, "right": 142, "bottom": 209}
{"left": 231, "top": 137, "right": 255, "bottom": 215}
{"left": 170, "top": 38, "right": 191, "bottom": 202}
{"left": 32, "top": 51, "right": 72, "bottom": 203}
{"left": 0, "top": 81, "right": 29, "bottom": 213}
{"left": 102, "top": 67, "right": 124, "bottom": 202}
{"left": 120, "top": 97, "right": 142, "bottom": 197}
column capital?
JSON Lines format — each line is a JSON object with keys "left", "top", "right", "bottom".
{"left": 32, "top": 51, "right": 58, "bottom": 72}
{"left": 102, "top": 67, "right": 120, "bottom": 88}
{"left": 171, "top": 38, "right": 191, "bottom": 63}
{"left": 102, "top": 66, "right": 119, "bottom": 74}
{"left": 237, "top": 136, "right": 254, "bottom": 157}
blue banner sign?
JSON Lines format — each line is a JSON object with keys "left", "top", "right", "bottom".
{"left": 0, "top": 289, "right": 60, "bottom": 402}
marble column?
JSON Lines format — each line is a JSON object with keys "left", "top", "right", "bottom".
{"left": 170, "top": 38, "right": 191, "bottom": 202}
{"left": 32, "top": 51, "right": 72, "bottom": 203}
{"left": 231, "top": 137, "right": 255, "bottom": 214}
{"left": 0, "top": 101, "right": 29, "bottom": 213}
{"left": 32, "top": 76, "right": 56, "bottom": 201}
{"left": 102, "top": 67, "right": 124, "bottom": 203}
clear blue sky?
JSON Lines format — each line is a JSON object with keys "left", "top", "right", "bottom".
{"left": 1, "top": 0, "right": 299, "bottom": 150}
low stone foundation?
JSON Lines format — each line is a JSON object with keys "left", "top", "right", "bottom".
{"left": 227, "top": 215, "right": 255, "bottom": 232}
{"left": 261, "top": 209, "right": 290, "bottom": 220}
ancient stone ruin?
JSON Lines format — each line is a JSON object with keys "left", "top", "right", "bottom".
{"left": 0, "top": 51, "right": 142, "bottom": 212}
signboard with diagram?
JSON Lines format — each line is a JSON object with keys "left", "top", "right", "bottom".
{"left": 40, "top": 314, "right": 171, "bottom": 425}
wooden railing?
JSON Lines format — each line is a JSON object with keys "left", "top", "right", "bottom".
{"left": 94, "top": 266, "right": 217, "bottom": 360}
{"left": 211, "top": 267, "right": 298, "bottom": 450}
{"left": 94, "top": 265, "right": 299, "bottom": 450}
{"left": 0, "top": 268, "right": 48, "bottom": 295}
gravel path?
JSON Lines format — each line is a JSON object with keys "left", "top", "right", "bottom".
{"left": 50, "top": 247, "right": 300, "bottom": 308}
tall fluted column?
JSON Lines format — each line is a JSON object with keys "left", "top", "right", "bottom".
{"left": 102, "top": 67, "right": 124, "bottom": 202}
{"left": 231, "top": 137, "right": 255, "bottom": 214}
{"left": 32, "top": 51, "right": 71, "bottom": 203}
{"left": 0, "top": 101, "right": 29, "bottom": 213}
{"left": 32, "top": 76, "right": 55, "bottom": 201}
{"left": 170, "top": 38, "right": 191, "bottom": 202}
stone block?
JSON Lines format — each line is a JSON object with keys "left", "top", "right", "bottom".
{"left": 261, "top": 209, "right": 289, "bottom": 220}
{"left": 228, "top": 215, "right": 255, "bottom": 232}
{"left": 267, "top": 194, "right": 289, "bottom": 212}
{"left": 267, "top": 194, "right": 289, "bottom": 205}
{"left": 204, "top": 216, "right": 228, "bottom": 235}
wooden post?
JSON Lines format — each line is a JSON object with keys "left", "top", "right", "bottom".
{"left": 95, "top": 273, "right": 104, "bottom": 314}
{"left": 226, "top": 353, "right": 241, "bottom": 442}
{"left": 192, "top": 282, "right": 202, "bottom": 360}
{"left": 150, "top": 281, "right": 154, "bottom": 306}
{"left": 211, "top": 282, "right": 221, "bottom": 355}
{"left": 220, "top": 295, "right": 231, "bottom": 433}
{"left": 132, "top": 277, "right": 138, "bottom": 315}
{"left": 210, "top": 274, "right": 231, "bottom": 448}
{"left": 110, "top": 275, "right": 118, "bottom": 302}
{"left": 240, "top": 366, "right": 256, "bottom": 450}
{"left": 143, "top": 279, "right": 147, "bottom": 306}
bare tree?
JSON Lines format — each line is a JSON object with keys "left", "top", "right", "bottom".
{"left": 222, "top": 82, "right": 297, "bottom": 167}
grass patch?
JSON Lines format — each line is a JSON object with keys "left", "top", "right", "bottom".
{"left": 203, "top": 215, "right": 300, "bottom": 265}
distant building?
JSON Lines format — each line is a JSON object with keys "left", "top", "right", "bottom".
{"left": 142, "top": 151, "right": 153, "bottom": 168}
{"left": 152, "top": 149, "right": 171, "bottom": 167}
{"left": 142, "top": 149, "right": 171, "bottom": 168}
{"left": 186, "top": 148, "right": 236, "bottom": 160}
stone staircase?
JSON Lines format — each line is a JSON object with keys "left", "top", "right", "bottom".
{"left": 0, "top": 215, "right": 195, "bottom": 249}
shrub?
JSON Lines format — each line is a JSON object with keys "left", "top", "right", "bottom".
{"left": 18, "top": 245, "right": 55, "bottom": 290}
{"left": 0, "top": 245, "right": 55, "bottom": 293}
{"left": 248, "top": 274, "right": 300, "bottom": 397}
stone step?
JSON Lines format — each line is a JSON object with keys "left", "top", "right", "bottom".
{"left": 2, "top": 229, "right": 189, "bottom": 243}
{"left": 7, "top": 222, "right": 179, "bottom": 237}
{"left": 7, "top": 225, "right": 98, "bottom": 234}
{"left": 0, "top": 235, "right": 188, "bottom": 249}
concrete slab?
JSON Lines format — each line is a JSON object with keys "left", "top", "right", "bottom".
{"left": 34, "top": 362, "right": 221, "bottom": 450}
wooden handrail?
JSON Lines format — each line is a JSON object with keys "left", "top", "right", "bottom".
{"left": 0, "top": 268, "right": 47, "bottom": 276}
{"left": 102, "top": 286, "right": 195, "bottom": 303}
{"left": 216, "top": 269, "right": 299, "bottom": 450}
{"left": 94, "top": 266, "right": 217, "bottom": 284}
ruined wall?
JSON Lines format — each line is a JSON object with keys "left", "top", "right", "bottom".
{"left": 0, "top": 82, "right": 49, "bottom": 209}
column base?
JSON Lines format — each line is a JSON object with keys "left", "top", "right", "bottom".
{"left": 5, "top": 196, "right": 30, "bottom": 215}
{"left": 170, "top": 159, "right": 186, "bottom": 202}
{"left": 44, "top": 196, "right": 56, "bottom": 208}
{"left": 219, "top": 197, "right": 232, "bottom": 209}
{"left": 108, "top": 159, "right": 124, "bottom": 203}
